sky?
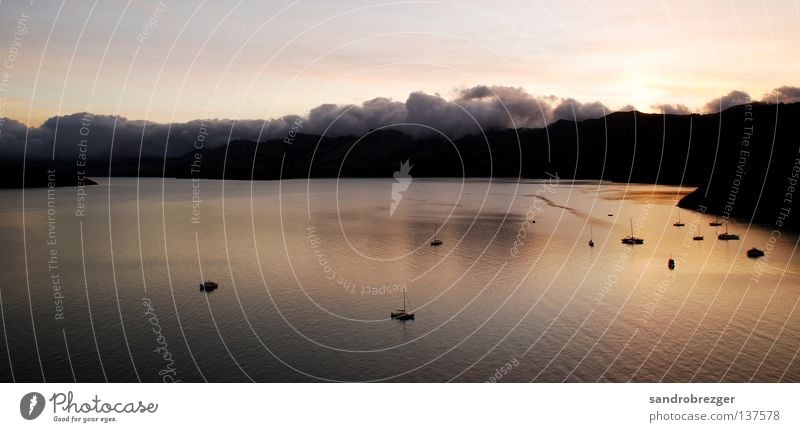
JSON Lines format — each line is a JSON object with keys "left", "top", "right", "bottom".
{"left": 0, "top": 0, "right": 798, "bottom": 127}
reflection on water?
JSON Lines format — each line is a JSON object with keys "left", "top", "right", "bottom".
{"left": 0, "top": 177, "right": 798, "bottom": 382}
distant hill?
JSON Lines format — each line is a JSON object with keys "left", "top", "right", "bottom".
{"left": 3, "top": 103, "right": 799, "bottom": 229}
{"left": 164, "top": 103, "right": 800, "bottom": 229}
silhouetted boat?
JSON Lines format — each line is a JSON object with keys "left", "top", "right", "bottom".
{"left": 717, "top": 224, "right": 740, "bottom": 240}
{"left": 673, "top": 210, "right": 685, "bottom": 227}
{"left": 431, "top": 223, "right": 443, "bottom": 247}
{"left": 588, "top": 223, "right": 594, "bottom": 248}
{"left": 668, "top": 256, "right": 675, "bottom": 270}
{"left": 747, "top": 247, "right": 765, "bottom": 258}
{"left": 693, "top": 226, "right": 704, "bottom": 241}
{"left": 621, "top": 217, "right": 644, "bottom": 245}
{"left": 200, "top": 280, "right": 219, "bottom": 291}
{"left": 390, "top": 288, "right": 415, "bottom": 320}
{"left": 709, "top": 217, "right": 723, "bottom": 227}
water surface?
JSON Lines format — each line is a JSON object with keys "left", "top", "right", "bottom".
{"left": 0, "top": 177, "right": 798, "bottom": 382}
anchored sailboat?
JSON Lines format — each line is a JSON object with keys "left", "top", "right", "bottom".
{"left": 431, "top": 223, "right": 443, "bottom": 247}
{"left": 717, "top": 223, "right": 740, "bottom": 240}
{"left": 588, "top": 223, "right": 594, "bottom": 247}
{"left": 673, "top": 209, "right": 685, "bottom": 227}
{"left": 390, "top": 287, "right": 415, "bottom": 320}
{"left": 621, "top": 217, "right": 644, "bottom": 245}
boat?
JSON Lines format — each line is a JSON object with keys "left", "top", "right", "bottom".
{"left": 390, "top": 288, "right": 415, "bottom": 320}
{"left": 607, "top": 213, "right": 614, "bottom": 217}
{"left": 200, "top": 280, "right": 219, "bottom": 291}
{"left": 709, "top": 217, "right": 723, "bottom": 227}
{"left": 693, "top": 226, "right": 704, "bottom": 241}
{"left": 668, "top": 256, "right": 675, "bottom": 270}
{"left": 430, "top": 223, "right": 443, "bottom": 247}
{"left": 620, "top": 217, "right": 644, "bottom": 245}
{"left": 588, "top": 223, "right": 594, "bottom": 248}
{"left": 673, "top": 210, "right": 685, "bottom": 227}
{"left": 717, "top": 224, "right": 740, "bottom": 240}
{"left": 747, "top": 247, "right": 765, "bottom": 258}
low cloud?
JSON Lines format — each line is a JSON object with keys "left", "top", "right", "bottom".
{"left": 0, "top": 113, "right": 303, "bottom": 161}
{"left": 306, "top": 97, "right": 406, "bottom": 136}
{"left": 4, "top": 84, "right": 797, "bottom": 162}
{"left": 761, "top": 86, "right": 800, "bottom": 103}
{"left": 551, "top": 98, "right": 609, "bottom": 121}
{"left": 703, "top": 90, "right": 751, "bottom": 113}
{"left": 0, "top": 86, "right": 612, "bottom": 161}
{"left": 652, "top": 103, "right": 691, "bottom": 115}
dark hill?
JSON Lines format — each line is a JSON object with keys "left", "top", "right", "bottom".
{"left": 170, "top": 103, "right": 800, "bottom": 229}
{"left": 3, "top": 103, "right": 799, "bottom": 229}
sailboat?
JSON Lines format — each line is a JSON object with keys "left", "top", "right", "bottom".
{"left": 709, "top": 217, "right": 723, "bottom": 227}
{"left": 668, "top": 255, "right": 675, "bottom": 270}
{"left": 693, "top": 227, "right": 704, "bottom": 241}
{"left": 588, "top": 223, "right": 594, "bottom": 247}
{"left": 621, "top": 217, "right": 644, "bottom": 244}
{"left": 390, "top": 288, "right": 415, "bottom": 320}
{"left": 717, "top": 223, "right": 740, "bottom": 240}
{"left": 673, "top": 210, "right": 685, "bottom": 227}
{"left": 431, "top": 223, "right": 443, "bottom": 247}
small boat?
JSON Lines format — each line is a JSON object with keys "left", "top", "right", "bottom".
{"left": 588, "top": 223, "right": 594, "bottom": 248}
{"left": 717, "top": 224, "right": 740, "bottom": 240}
{"left": 430, "top": 223, "right": 443, "bottom": 247}
{"left": 607, "top": 213, "right": 614, "bottom": 217}
{"left": 621, "top": 237, "right": 644, "bottom": 244}
{"left": 200, "top": 280, "right": 219, "bottom": 291}
{"left": 747, "top": 247, "right": 765, "bottom": 258}
{"left": 668, "top": 256, "right": 675, "bottom": 270}
{"left": 693, "top": 226, "right": 704, "bottom": 241}
{"left": 621, "top": 217, "right": 644, "bottom": 245}
{"left": 673, "top": 210, "right": 685, "bottom": 227}
{"left": 390, "top": 288, "right": 415, "bottom": 320}
{"left": 709, "top": 217, "right": 723, "bottom": 227}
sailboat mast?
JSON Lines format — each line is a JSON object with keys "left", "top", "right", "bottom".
{"left": 630, "top": 217, "right": 633, "bottom": 236}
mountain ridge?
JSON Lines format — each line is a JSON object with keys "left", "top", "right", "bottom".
{"left": 4, "top": 103, "right": 799, "bottom": 229}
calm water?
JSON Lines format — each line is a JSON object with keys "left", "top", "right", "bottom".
{"left": 0, "top": 177, "right": 798, "bottom": 382}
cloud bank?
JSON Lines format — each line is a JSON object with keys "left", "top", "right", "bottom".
{"left": 1, "top": 85, "right": 797, "bottom": 161}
